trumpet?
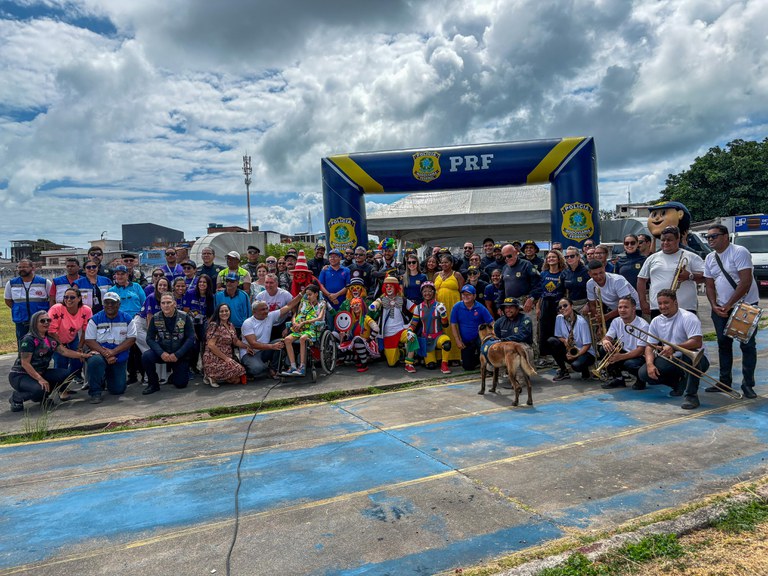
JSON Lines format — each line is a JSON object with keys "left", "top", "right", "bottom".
{"left": 671, "top": 252, "right": 689, "bottom": 291}
{"left": 591, "top": 339, "right": 625, "bottom": 381}
{"left": 623, "top": 324, "right": 742, "bottom": 399}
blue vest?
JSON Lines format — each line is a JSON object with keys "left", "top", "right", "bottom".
{"left": 9, "top": 276, "right": 49, "bottom": 323}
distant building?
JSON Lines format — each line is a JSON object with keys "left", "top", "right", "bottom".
{"left": 11, "top": 239, "right": 70, "bottom": 264}
{"left": 615, "top": 203, "right": 654, "bottom": 219}
{"left": 122, "top": 223, "right": 184, "bottom": 252}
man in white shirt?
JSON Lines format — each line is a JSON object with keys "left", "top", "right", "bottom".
{"left": 241, "top": 293, "right": 302, "bottom": 379}
{"left": 637, "top": 226, "right": 704, "bottom": 317}
{"left": 255, "top": 274, "right": 295, "bottom": 339}
{"left": 586, "top": 260, "right": 640, "bottom": 345}
{"left": 599, "top": 295, "right": 649, "bottom": 390}
{"left": 703, "top": 224, "right": 760, "bottom": 399}
{"left": 638, "top": 288, "right": 710, "bottom": 410}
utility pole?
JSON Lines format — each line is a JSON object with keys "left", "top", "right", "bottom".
{"left": 242, "top": 154, "right": 252, "bottom": 232}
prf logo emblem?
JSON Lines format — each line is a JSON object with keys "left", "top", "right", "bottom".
{"left": 412, "top": 151, "right": 441, "bottom": 183}
{"left": 561, "top": 202, "right": 595, "bottom": 242}
{"left": 328, "top": 217, "right": 357, "bottom": 250}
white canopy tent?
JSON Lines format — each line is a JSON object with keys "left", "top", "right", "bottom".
{"left": 366, "top": 185, "right": 553, "bottom": 247}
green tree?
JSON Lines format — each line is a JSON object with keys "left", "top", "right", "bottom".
{"left": 658, "top": 138, "right": 768, "bottom": 221}
{"left": 265, "top": 242, "right": 314, "bottom": 259}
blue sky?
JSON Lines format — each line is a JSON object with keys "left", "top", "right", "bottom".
{"left": 1, "top": 0, "right": 766, "bottom": 255}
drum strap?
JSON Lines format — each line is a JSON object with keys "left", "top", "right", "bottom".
{"left": 714, "top": 254, "right": 738, "bottom": 290}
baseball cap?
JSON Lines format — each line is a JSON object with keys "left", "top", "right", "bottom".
{"left": 500, "top": 297, "right": 521, "bottom": 308}
{"left": 113, "top": 265, "right": 128, "bottom": 273}
{"left": 328, "top": 249, "right": 342, "bottom": 256}
{"left": 226, "top": 251, "right": 240, "bottom": 259}
{"left": 225, "top": 272, "right": 239, "bottom": 282}
{"left": 182, "top": 260, "right": 197, "bottom": 268}
{"left": 460, "top": 284, "right": 476, "bottom": 295}
{"left": 103, "top": 291, "right": 121, "bottom": 302}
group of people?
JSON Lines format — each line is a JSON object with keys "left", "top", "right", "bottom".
{"left": 5, "top": 218, "right": 761, "bottom": 413}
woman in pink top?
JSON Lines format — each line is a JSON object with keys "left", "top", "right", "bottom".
{"left": 48, "top": 287, "right": 93, "bottom": 382}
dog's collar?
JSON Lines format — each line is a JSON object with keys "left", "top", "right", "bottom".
{"left": 480, "top": 334, "right": 498, "bottom": 345}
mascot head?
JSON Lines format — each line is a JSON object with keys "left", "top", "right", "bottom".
{"left": 647, "top": 201, "right": 691, "bottom": 238}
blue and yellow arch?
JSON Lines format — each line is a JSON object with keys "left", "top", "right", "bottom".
{"left": 321, "top": 137, "right": 599, "bottom": 249}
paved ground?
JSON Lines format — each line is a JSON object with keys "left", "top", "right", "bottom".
{"left": 1, "top": 296, "right": 766, "bottom": 575}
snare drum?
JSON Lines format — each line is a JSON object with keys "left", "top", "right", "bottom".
{"left": 725, "top": 302, "right": 763, "bottom": 343}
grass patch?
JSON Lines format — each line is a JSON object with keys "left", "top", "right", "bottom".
{"left": 0, "top": 288, "right": 17, "bottom": 354}
{"left": 712, "top": 499, "right": 768, "bottom": 533}
{"left": 319, "top": 390, "right": 347, "bottom": 402}
{"left": 537, "top": 553, "right": 610, "bottom": 575}
{"left": 535, "top": 535, "right": 685, "bottom": 575}
{"left": 701, "top": 331, "right": 717, "bottom": 341}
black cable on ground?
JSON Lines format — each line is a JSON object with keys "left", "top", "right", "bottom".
{"left": 225, "top": 380, "right": 281, "bottom": 576}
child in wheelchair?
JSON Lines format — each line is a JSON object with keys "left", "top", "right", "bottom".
{"left": 281, "top": 285, "right": 326, "bottom": 376}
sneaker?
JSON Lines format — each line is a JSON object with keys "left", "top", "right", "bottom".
{"left": 632, "top": 381, "right": 647, "bottom": 391}
{"left": 357, "top": 365, "right": 370, "bottom": 373}
{"left": 553, "top": 369, "right": 570, "bottom": 382}
{"left": 280, "top": 367, "right": 297, "bottom": 377}
{"left": 741, "top": 384, "right": 757, "bottom": 399}
{"left": 79, "top": 381, "right": 90, "bottom": 391}
{"left": 681, "top": 395, "right": 700, "bottom": 410}
{"left": 292, "top": 366, "right": 306, "bottom": 377}
{"left": 71, "top": 376, "right": 84, "bottom": 386}
{"left": 126, "top": 375, "right": 139, "bottom": 385}
{"left": 9, "top": 400, "right": 24, "bottom": 413}
{"left": 440, "top": 362, "right": 451, "bottom": 374}
{"left": 535, "top": 358, "right": 553, "bottom": 368}
{"left": 601, "top": 377, "right": 626, "bottom": 389}
{"left": 404, "top": 364, "right": 416, "bottom": 374}
{"left": 90, "top": 395, "right": 103, "bottom": 404}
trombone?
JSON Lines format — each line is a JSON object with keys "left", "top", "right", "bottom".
{"left": 623, "top": 324, "right": 742, "bottom": 399}
{"left": 591, "top": 339, "right": 625, "bottom": 381}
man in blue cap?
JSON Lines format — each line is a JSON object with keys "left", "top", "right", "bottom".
{"left": 214, "top": 272, "right": 251, "bottom": 334}
{"left": 450, "top": 284, "right": 494, "bottom": 370}
{"left": 319, "top": 249, "right": 351, "bottom": 309}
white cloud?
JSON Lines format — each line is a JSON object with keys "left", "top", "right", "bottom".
{"left": 1, "top": 0, "right": 766, "bottom": 254}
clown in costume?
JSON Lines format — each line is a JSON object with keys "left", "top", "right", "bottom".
{"left": 335, "top": 297, "right": 379, "bottom": 373}
{"left": 369, "top": 276, "right": 418, "bottom": 366}
{"left": 338, "top": 277, "right": 369, "bottom": 311}
{"left": 289, "top": 250, "right": 323, "bottom": 298}
{"left": 404, "top": 281, "right": 452, "bottom": 374}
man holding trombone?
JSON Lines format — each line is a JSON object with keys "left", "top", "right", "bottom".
{"left": 598, "top": 295, "right": 649, "bottom": 390}
{"left": 637, "top": 289, "right": 711, "bottom": 409}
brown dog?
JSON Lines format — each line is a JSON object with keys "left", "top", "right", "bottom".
{"left": 477, "top": 323, "right": 537, "bottom": 406}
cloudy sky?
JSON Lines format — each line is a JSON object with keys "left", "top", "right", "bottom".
{"left": 1, "top": 0, "right": 766, "bottom": 255}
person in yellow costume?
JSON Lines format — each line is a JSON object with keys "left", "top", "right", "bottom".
{"left": 433, "top": 254, "right": 464, "bottom": 363}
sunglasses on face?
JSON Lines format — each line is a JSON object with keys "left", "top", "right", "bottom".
{"left": 558, "top": 304, "right": 569, "bottom": 310}
{"left": 706, "top": 233, "right": 725, "bottom": 240}
{"left": 565, "top": 254, "right": 578, "bottom": 259}
{"left": 153, "top": 273, "right": 164, "bottom": 277}
{"left": 88, "top": 252, "right": 102, "bottom": 257}
{"left": 62, "top": 295, "right": 77, "bottom": 300}
{"left": 407, "top": 261, "right": 418, "bottom": 265}
{"left": 85, "top": 265, "right": 98, "bottom": 270}
{"left": 166, "top": 252, "right": 176, "bottom": 256}
{"left": 624, "top": 241, "right": 637, "bottom": 246}
{"left": 504, "top": 254, "right": 515, "bottom": 259}
{"left": 39, "top": 318, "right": 51, "bottom": 324}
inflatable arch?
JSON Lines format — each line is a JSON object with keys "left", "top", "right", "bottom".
{"left": 321, "top": 137, "right": 600, "bottom": 250}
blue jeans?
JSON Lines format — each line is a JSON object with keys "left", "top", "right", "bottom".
{"left": 53, "top": 335, "right": 82, "bottom": 375}
{"left": 241, "top": 348, "right": 278, "bottom": 378}
{"left": 86, "top": 355, "right": 128, "bottom": 397}
{"left": 711, "top": 310, "right": 757, "bottom": 388}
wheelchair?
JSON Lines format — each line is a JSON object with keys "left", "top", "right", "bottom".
{"left": 277, "top": 318, "right": 338, "bottom": 383}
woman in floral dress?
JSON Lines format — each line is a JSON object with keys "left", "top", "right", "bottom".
{"left": 203, "top": 304, "right": 251, "bottom": 387}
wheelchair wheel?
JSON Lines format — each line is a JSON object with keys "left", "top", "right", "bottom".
{"left": 311, "top": 363, "right": 318, "bottom": 383}
{"left": 319, "top": 330, "right": 337, "bottom": 375}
